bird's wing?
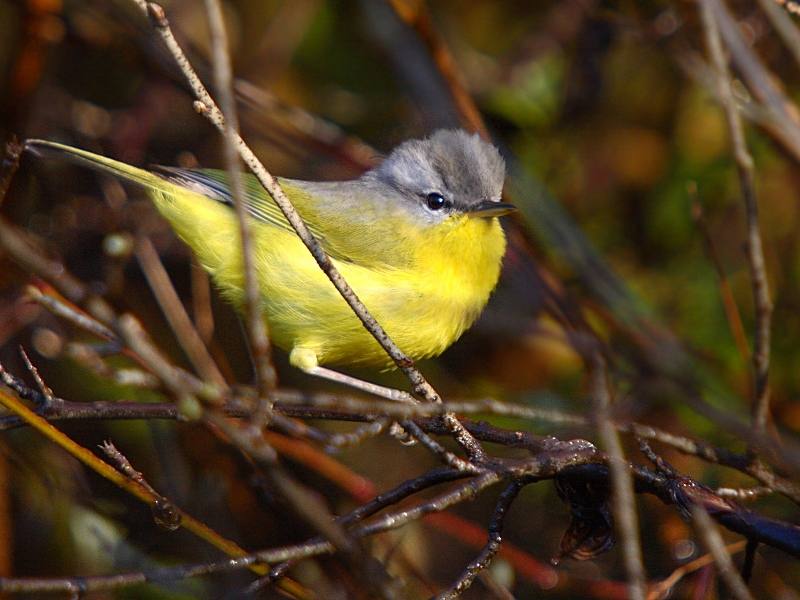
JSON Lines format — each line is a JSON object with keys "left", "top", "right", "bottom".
{"left": 156, "top": 168, "right": 408, "bottom": 268}
{"left": 155, "top": 167, "right": 329, "bottom": 242}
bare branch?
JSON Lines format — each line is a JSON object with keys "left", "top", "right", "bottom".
{"left": 699, "top": 0, "right": 773, "bottom": 444}
{"left": 202, "top": 0, "right": 276, "bottom": 397}
{"left": 591, "top": 355, "right": 647, "bottom": 600}
{"left": 435, "top": 479, "right": 525, "bottom": 599}
{"left": 691, "top": 505, "right": 755, "bottom": 600}
{"left": 688, "top": 182, "right": 750, "bottom": 367}
{"left": 647, "top": 541, "right": 747, "bottom": 600}
{"left": 135, "top": 235, "right": 226, "bottom": 386}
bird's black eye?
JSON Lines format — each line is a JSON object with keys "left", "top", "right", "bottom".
{"left": 426, "top": 192, "right": 446, "bottom": 210}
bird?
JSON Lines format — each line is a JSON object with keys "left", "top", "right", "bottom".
{"left": 26, "top": 130, "right": 514, "bottom": 396}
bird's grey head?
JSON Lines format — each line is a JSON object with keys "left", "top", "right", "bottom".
{"left": 366, "top": 129, "right": 507, "bottom": 224}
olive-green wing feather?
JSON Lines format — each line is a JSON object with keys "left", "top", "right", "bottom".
{"left": 154, "top": 167, "right": 329, "bottom": 243}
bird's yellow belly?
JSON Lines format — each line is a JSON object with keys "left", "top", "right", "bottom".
{"left": 256, "top": 239, "right": 493, "bottom": 368}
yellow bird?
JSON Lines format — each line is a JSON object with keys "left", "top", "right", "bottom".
{"left": 26, "top": 130, "right": 514, "bottom": 380}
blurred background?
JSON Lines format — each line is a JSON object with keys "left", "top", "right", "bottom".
{"left": 1, "top": 0, "right": 800, "bottom": 597}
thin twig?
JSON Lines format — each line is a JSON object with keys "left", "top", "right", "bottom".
{"left": 742, "top": 538, "right": 758, "bottom": 583}
{"left": 65, "top": 343, "right": 159, "bottom": 389}
{"left": 699, "top": 0, "right": 773, "bottom": 445}
{"left": 400, "top": 420, "right": 482, "bottom": 474}
{"left": 25, "top": 285, "right": 117, "bottom": 341}
{"left": 234, "top": 80, "right": 381, "bottom": 173}
{"left": 646, "top": 541, "right": 747, "bottom": 600}
{"left": 435, "top": 479, "right": 525, "bottom": 599}
{"left": 116, "top": 313, "right": 206, "bottom": 401}
{"left": 0, "top": 217, "right": 95, "bottom": 309}
{"left": 112, "top": 309, "right": 371, "bottom": 454}
{"left": 189, "top": 260, "right": 214, "bottom": 344}
{"left": 673, "top": 45, "right": 800, "bottom": 165}
{"left": 99, "top": 440, "right": 182, "bottom": 530}
{"left": 25, "top": 283, "right": 204, "bottom": 381}
{"left": 629, "top": 423, "right": 800, "bottom": 504}
{"left": 100, "top": 440, "right": 161, "bottom": 495}
{"left": 756, "top": 0, "right": 800, "bottom": 69}
{"left": 18, "top": 346, "right": 55, "bottom": 405}
{"left": 712, "top": 0, "right": 800, "bottom": 161}
{"left": 591, "top": 355, "right": 647, "bottom": 600}
{"left": 357, "top": 471, "right": 504, "bottom": 540}
{"left": 688, "top": 182, "right": 750, "bottom": 368}
{"left": 691, "top": 505, "right": 755, "bottom": 600}
{"left": 202, "top": 0, "right": 276, "bottom": 397}
{"left": 135, "top": 236, "right": 226, "bottom": 386}
{"left": 384, "top": 0, "right": 488, "bottom": 137}
{"left": 320, "top": 418, "right": 391, "bottom": 449}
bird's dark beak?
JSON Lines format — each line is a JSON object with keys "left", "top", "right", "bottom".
{"left": 468, "top": 200, "right": 517, "bottom": 218}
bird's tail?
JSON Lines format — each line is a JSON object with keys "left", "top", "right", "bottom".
{"left": 25, "top": 139, "right": 178, "bottom": 194}
{"left": 24, "top": 139, "right": 245, "bottom": 282}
